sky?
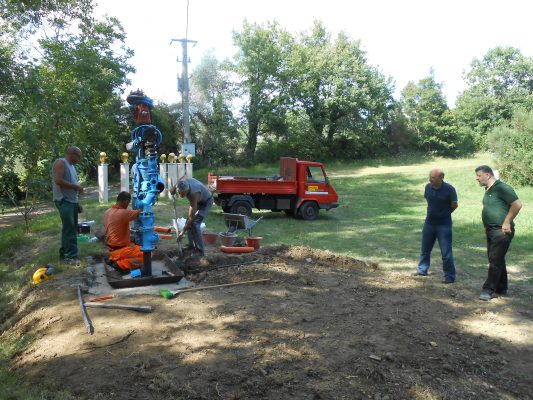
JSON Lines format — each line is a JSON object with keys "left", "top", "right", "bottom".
{"left": 95, "top": 0, "right": 533, "bottom": 108}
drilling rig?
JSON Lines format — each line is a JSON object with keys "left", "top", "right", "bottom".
{"left": 126, "top": 90, "right": 166, "bottom": 277}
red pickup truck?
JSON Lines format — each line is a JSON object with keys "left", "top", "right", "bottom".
{"left": 207, "top": 157, "right": 339, "bottom": 220}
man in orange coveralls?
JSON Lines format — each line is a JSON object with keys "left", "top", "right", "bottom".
{"left": 103, "top": 191, "right": 143, "bottom": 271}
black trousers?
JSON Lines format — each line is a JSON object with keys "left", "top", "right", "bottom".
{"left": 483, "top": 226, "right": 514, "bottom": 293}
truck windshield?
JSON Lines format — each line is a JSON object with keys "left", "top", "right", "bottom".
{"left": 306, "top": 166, "right": 326, "bottom": 183}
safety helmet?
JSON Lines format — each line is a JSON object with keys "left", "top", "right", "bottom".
{"left": 32, "top": 264, "right": 54, "bottom": 285}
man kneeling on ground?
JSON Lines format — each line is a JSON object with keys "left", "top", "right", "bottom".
{"left": 103, "top": 191, "right": 143, "bottom": 271}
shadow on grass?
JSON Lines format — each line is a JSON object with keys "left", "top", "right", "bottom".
{"left": 209, "top": 170, "right": 533, "bottom": 305}
{"left": 327, "top": 152, "right": 438, "bottom": 171}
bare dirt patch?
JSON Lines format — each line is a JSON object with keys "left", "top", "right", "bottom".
{"left": 3, "top": 245, "right": 532, "bottom": 399}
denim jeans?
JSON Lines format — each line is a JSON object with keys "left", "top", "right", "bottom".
{"left": 483, "top": 227, "right": 514, "bottom": 293}
{"left": 54, "top": 199, "right": 78, "bottom": 260}
{"left": 417, "top": 222, "right": 456, "bottom": 281}
{"left": 187, "top": 199, "right": 213, "bottom": 255}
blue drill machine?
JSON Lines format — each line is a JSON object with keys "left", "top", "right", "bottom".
{"left": 126, "top": 90, "right": 166, "bottom": 276}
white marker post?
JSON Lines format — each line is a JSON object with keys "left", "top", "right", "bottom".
{"left": 159, "top": 162, "right": 168, "bottom": 197}
{"left": 167, "top": 163, "right": 178, "bottom": 200}
{"left": 98, "top": 164, "right": 108, "bottom": 204}
{"left": 120, "top": 152, "right": 130, "bottom": 193}
{"left": 120, "top": 163, "right": 129, "bottom": 193}
{"left": 178, "top": 162, "right": 185, "bottom": 181}
{"left": 185, "top": 162, "right": 193, "bottom": 179}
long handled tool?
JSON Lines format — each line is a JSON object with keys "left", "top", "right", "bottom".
{"left": 84, "top": 302, "right": 153, "bottom": 313}
{"left": 170, "top": 178, "right": 183, "bottom": 257}
{"left": 77, "top": 285, "right": 94, "bottom": 334}
{"left": 159, "top": 278, "right": 270, "bottom": 299}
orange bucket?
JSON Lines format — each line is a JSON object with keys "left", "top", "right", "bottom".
{"left": 245, "top": 236, "right": 263, "bottom": 250}
{"left": 202, "top": 232, "right": 218, "bottom": 245}
{"left": 219, "top": 232, "right": 237, "bottom": 247}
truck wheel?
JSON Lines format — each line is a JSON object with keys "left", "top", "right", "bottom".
{"left": 230, "top": 201, "right": 252, "bottom": 217}
{"left": 299, "top": 201, "right": 319, "bottom": 220}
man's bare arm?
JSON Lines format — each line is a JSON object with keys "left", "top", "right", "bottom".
{"left": 502, "top": 199, "right": 522, "bottom": 234}
{"left": 184, "top": 192, "right": 201, "bottom": 231}
{"left": 52, "top": 159, "right": 83, "bottom": 193}
{"left": 451, "top": 202, "right": 458, "bottom": 212}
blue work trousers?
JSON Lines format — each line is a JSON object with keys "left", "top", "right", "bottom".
{"left": 417, "top": 222, "right": 456, "bottom": 281}
{"left": 187, "top": 199, "right": 213, "bottom": 255}
{"left": 54, "top": 199, "right": 78, "bottom": 260}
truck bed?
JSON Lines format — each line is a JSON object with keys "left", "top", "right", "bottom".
{"left": 211, "top": 175, "right": 297, "bottom": 195}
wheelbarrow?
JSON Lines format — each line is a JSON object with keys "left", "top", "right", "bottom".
{"left": 222, "top": 213, "right": 263, "bottom": 237}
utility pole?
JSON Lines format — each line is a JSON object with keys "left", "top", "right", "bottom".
{"left": 170, "top": 38, "right": 197, "bottom": 145}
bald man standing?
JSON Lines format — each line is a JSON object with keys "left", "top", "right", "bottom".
{"left": 412, "top": 168, "right": 458, "bottom": 283}
{"left": 52, "top": 146, "right": 84, "bottom": 265}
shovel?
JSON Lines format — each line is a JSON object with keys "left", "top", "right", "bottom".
{"left": 159, "top": 278, "right": 270, "bottom": 299}
{"left": 170, "top": 178, "right": 183, "bottom": 258}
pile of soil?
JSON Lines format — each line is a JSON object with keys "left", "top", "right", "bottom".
{"left": 3, "top": 245, "right": 532, "bottom": 399}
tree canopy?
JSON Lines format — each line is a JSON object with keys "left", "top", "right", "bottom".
{"left": 3, "top": 7, "right": 533, "bottom": 193}
{"left": 400, "top": 71, "right": 458, "bottom": 155}
{"left": 0, "top": 0, "right": 133, "bottom": 192}
{"left": 455, "top": 46, "right": 533, "bottom": 147}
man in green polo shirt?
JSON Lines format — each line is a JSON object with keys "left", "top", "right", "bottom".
{"left": 475, "top": 165, "right": 522, "bottom": 301}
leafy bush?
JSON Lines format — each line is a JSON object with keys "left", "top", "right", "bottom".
{"left": 0, "top": 170, "right": 24, "bottom": 200}
{"left": 254, "top": 112, "right": 324, "bottom": 163}
{"left": 488, "top": 108, "right": 533, "bottom": 186}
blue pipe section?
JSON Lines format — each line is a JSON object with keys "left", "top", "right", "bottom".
{"left": 129, "top": 124, "right": 164, "bottom": 252}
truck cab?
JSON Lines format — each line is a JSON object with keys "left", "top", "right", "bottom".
{"left": 296, "top": 160, "right": 339, "bottom": 219}
{"left": 208, "top": 157, "right": 339, "bottom": 220}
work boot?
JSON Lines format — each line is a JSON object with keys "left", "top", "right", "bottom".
{"left": 197, "top": 256, "right": 210, "bottom": 268}
{"left": 479, "top": 290, "right": 497, "bottom": 301}
{"left": 110, "top": 262, "right": 129, "bottom": 275}
{"left": 67, "top": 259, "right": 81, "bottom": 266}
{"left": 182, "top": 245, "right": 196, "bottom": 257}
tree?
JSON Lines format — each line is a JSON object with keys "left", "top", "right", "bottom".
{"left": 230, "top": 21, "right": 292, "bottom": 160}
{"left": 287, "top": 21, "right": 394, "bottom": 157}
{"left": 400, "top": 71, "right": 458, "bottom": 155}
{"left": 0, "top": 0, "right": 89, "bottom": 29}
{"left": 488, "top": 108, "right": 533, "bottom": 186}
{"left": 190, "top": 51, "right": 239, "bottom": 167}
{"left": 385, "top": 103, "right": 412, "bottom": 154}
{"left": 455, "top": 46, "right": 533, "bottom": 148}
{"left": 1, "top": 1, "right": 133, "bottom": 233}
{"left": 151, "top": 102, "right": 182, "bottom": 156}
{"left": 1, "top": 3, "right": 133, "bottom": 198}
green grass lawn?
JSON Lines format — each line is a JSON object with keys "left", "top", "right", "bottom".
{"left": 2, "top": 153, "right": 532, "bottom": 281}
{"left": 201, "top": 154, "right": 532, "bottom": 284}
{"left": 0, "top": 153, "right": 531, "bottom": 398}
{"left": 166, "top": 154, "right": 531, "bottom": 310}
{"left": 2, "top": 153, "right": 531, "bottom": 291}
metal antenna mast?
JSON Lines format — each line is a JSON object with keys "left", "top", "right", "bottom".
{"left": 170, "top": 0, "right": 196, "bottom": 145}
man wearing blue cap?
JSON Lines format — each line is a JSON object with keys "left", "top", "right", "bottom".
{"left": 170, "top": 178, "right": 213, "bottom": 256}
